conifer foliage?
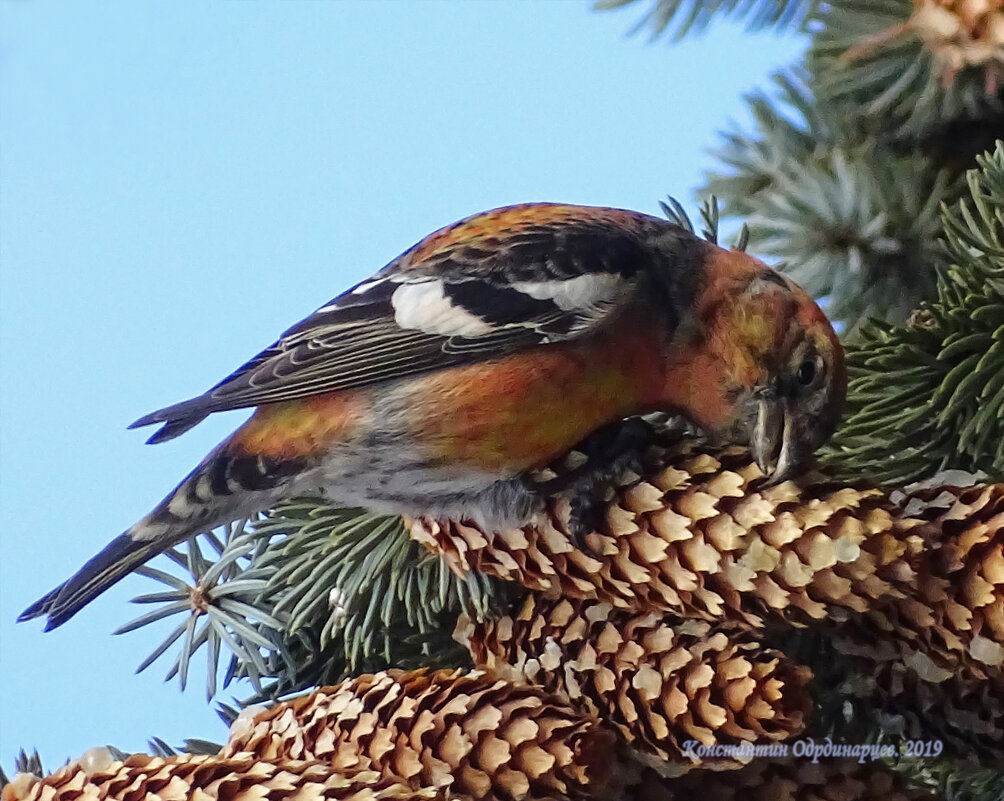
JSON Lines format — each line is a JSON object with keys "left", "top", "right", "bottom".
{"left": 609, "top": 0, "right": 1004, "bottom": 334}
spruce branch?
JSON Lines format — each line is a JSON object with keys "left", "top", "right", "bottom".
{"left": 703, "top": 70, "right": 847, "bottom": 218}
{"left": 889, "top": 756, "right": 1004, "bottom": 801}
{"left": 703, "top": 68, "right": 961, "bottom": 331}
{"left": 827, "top": 142, "right": 1004, "bottom": 483}
{"left": 594, "top": 0, "right": 822, "bottom": 39}
{"left": 810, "top": 0, "right": 1004, "bottom": 141}
{"left": 659, "top": 194, "right": 750, "bottom": 249}
{"left": 242, "top": 497, "right": 505, "bottom": 698}
{"left": 744, "top": 145, "right": 954, "bottom": 329}
{"left": 114, "top": 517, "right": 284, "bottom": 701}
{"left": 113, "top": 497, "right": 508, "bottom": 704}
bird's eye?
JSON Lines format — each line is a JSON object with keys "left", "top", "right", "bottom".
{"left": 796, "top": 358, "right": 817, "bottom": 387}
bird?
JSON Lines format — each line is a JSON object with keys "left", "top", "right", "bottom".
{"left": 20, "top": 202, "right": 845, "bottom": 631}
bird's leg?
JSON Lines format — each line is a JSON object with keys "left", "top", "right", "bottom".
{"left": 532, "top": 416, "right": 657, "bottom": 553}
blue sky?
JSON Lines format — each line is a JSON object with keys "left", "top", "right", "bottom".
{"left": 0, "top": 1, "right": 806, "bottom": 767}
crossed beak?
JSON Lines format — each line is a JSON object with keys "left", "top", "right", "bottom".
{"left": 751, "top": 399, "right": 801, "bottom": 486}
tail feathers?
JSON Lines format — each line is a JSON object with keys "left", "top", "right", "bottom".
{"left": 18, "top": 585, "right": 62, "bottom": 623}
{"left": 18, "top": 530, "right": 177, "bottom": 631}
{"left": 129, "top": 402, "right": 210, "bottom": 444}
{"left": 21, "top": 447, "right": 309, "bottom": 630}
{"left": 143, "top": 415, "right": 209, "bottom": 444}
{"left": 20, "top": 459, "right": 222, "bottom": 630}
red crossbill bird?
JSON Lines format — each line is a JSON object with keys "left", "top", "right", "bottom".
{"left": 21, "top": 203, "right": 845, "bottom": 630}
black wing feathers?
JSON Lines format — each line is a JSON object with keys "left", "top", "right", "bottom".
{"left": 130, "top": 208, "right": 680, "bottom": 443}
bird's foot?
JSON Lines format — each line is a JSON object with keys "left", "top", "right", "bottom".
{"left": 533, "top": 417, "right": 656, "bottom": 554}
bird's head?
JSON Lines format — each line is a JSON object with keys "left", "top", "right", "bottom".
{"left": 664, "top": 252, "right": 845, "bottom": 485}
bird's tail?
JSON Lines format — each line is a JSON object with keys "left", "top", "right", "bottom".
{"left": 19, "top": 447, "right": 304, "bottom": 630}
{"left": 18, "top": 527, "right": 186, "bottom": 631}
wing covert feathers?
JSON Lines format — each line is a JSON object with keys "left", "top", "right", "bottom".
{"left": 130, "top": 203, "right": 700, "bottom": 442}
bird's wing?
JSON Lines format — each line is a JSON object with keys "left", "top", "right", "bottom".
{"left": 131, "top": 203, "right": 676, "bottom": 442}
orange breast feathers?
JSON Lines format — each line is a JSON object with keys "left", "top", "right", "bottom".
{"left": 228, "top": 391, "right": 371, "bottom": 461}
{"left": 401, "top": 319, "right": 668, "bottom": 472}
{"left": 225, "top": 313, "right": 668, "bottom": 470}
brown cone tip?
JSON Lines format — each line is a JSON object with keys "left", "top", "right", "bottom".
{"left": 222, "top": 668, "right": 618, "bottom": 801}
{"left": 2, "top": 753, "right": 448, "bottom": 801}
{"left": 459, "top": 593, "right": 812, "bottom": 774}
{"left": 909, "top": 0, "right": 1004, "bottom": 77}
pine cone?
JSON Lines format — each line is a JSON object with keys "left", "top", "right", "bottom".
{"left": 222, "top": 668, "right": 618, "bottom": 800}
{"left": 910, "top": 0, "right": 1004, "bottom": 79}
{"left": 459, "top": 593, "right": 812, "bottom": 775}
{"left": 1, "top": 751, "right": 445, "bottom": 801}
{"left": 411, "top": 430, "right": 1004, "bottom": 685}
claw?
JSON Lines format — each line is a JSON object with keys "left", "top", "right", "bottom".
{"left": 533, "top": 417, "right": 656, "bottom": 556}
{"left": 566, "top": 487, "right": 604, "bottom": 557}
